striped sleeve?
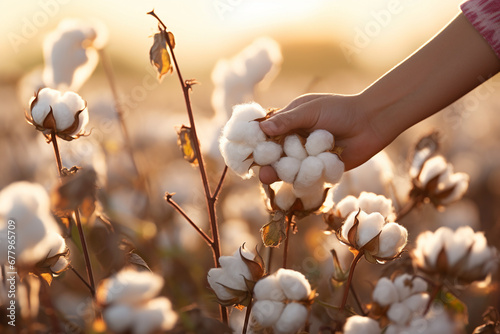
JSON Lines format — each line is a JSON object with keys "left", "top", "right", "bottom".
{"left": 461, "top": 0, "right": 500, "bottom": 58}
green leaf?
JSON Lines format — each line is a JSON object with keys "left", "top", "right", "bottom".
{"left": 260, "top": 211, "right": 286, "bottom": 247}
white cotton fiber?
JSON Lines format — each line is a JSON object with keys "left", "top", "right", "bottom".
{"left": 356, "top": 212, "right": 384, "bottom": 248}
{"left": 305, "top": 129, "right": 334, "bottom": 156}
{"left": 30, "top": 88, "right": 60, "bottom": 126}
{"left": 223, "top": 119, "right": 266, "bottom": 146}
{"left": 273, "top": 182, "right": 297, "bottom": 211}
{"left": 254, "top": 275, "right": 286, "bottom": 302}
{"left": 273, "top": 157, "right": 301, "bottom": 183}
{"left": 299, "top": 189, "right": 326, "bottom": 211}
{"left": 252, "top": 300, "right": 284, "bottom": 327}
{"left": 335, "top": 195, "right": 359, "bottom": 218}
{"left": 283, "top": 134, "right": 308, "bottom": 160}
{"left": 317, "top": 152, "right": 344, "bottom": 184}
{"left": 294, "top": 156, "right": 324, "bottom": 189}
{"left": 219, "top": 139, "right": 254, "bottom": 177}
{"left": 372, "top": 277, "right": 398, "bottom": 307}
{"left": 274, "top": 303, "right": 308, "bottom": 334}
{"left": 377, "top": 223, "right": 408, "bottom": 258}
{"left": 231, "top": 102, "right": 267, "bottom": 123}
{"left": 277, "top": 268, "right": 311, "bottom": 301}
{"left": 253, "top": 141, "right": 283, "bottom": 166}
{"left": 53, "top": 91, "right": 86, "bottom": 131}
{"left": 387, "top": 302, "right": 411, "bottom": 326}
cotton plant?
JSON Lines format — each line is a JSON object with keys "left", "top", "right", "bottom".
{"left": 97, "top": 267, "right": 178, "bottom": 334}
{"left": 412, "top": 226, "right": 498, "bottom": 285}
{"left": 251, "top": 268, "right": 314, "bottom": 334}
{"left": 0, "top": 182, "right": 69, "bottom": 277}
{"left": 43, "top": 18, "right": 108, "bottom": 92}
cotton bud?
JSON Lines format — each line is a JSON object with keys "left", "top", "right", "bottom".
{"left": 0, "top": 182, "right": 69, "bottom": 275}
{"left": 43, "top": 19, "right": 108, "bottom": 91}
{"left": 97, "top": 268, "right": 178, "bottom": 334}
{"left": 26, "top": 88, "right": 88, "bottom": 141}
{"left": 252, "top": 268, "right": 313, "bottom": 334}
{"left": 412, "top": 226, "right": 498, "bottom": 284}
{"left": 411, "top": 155, "right": 469, "bottom": 207}
{"left": 338, "top": 210, "right": 407, "bottom": 262}
{"left": 207, "top": 245, "right": 264, "bottom": 306}
{"left": 343, "top": 315, "right": 381, "bottom": 334}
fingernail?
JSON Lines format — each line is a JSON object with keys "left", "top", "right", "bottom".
{"left": 260, "top": 120, "right": 278, "bottom": 134}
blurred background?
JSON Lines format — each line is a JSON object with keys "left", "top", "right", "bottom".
{"left": 2, "top": 0, "right": 500, "bottom": 332}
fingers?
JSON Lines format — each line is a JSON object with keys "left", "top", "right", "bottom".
{"left": 259, "top": 165, "right": 280, "bottom": 184}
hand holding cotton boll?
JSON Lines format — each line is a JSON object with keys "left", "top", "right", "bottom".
{"left": 26, "top": 87, "right": 88, "bottom": 141}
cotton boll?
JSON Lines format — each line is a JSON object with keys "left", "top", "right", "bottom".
{"left": 335, "top": 195, "right": 359, "bottom": 218}
{"left": 219, "top": 139, "right": 254, "bottom": 178}
{"left": 393, "top": 274, "right": 414, "bottom": 302}
{"left": 30, "top": 88, "right": 61, "bottom": 125}
{"left": 283, "top": 135, "right": 308, "bottom": 160}
{"left": 254, "top": 275, "right": 286, "bottom": 301}
{"left": 231, "top": 102, "right": 267, "bottom": 123}
{"left": 252, "top": 300, "right": 284, "bottom": 327}
{"left": 377, "top": 222, "right": 407, "bottom": 258}
{"left": 410, "top": 277, "right": 428, "bottom": 295}
{"left": 132, "top": 297, "right": 178, "bottom": 334}
{"left": 103, "top": 304, "right": 134, "bottom": 333}
{"left": 438, "top": 172, "right": 469, "bottom": 205}
{"left": 274, "top": 302, "right": 308, "bottom": 334}
{"left": 223, "top": 119, "right": 266, "bottom": 146}
{"left": 99, "top": 269, "right": 164, "bottom": 305}
{"left": 317, "top": 152, "right": 344, "bottom": 184}
{"left": 387, "top": 302, "right": 411, "bottom": 325}
{"left": 273, "top": 157, "right": 301, "bottom": 183}
{"left": 358, "top": 192, "right": 395, "bottom": 220}
{"left": 445, "top": 226, "right": 475, "bottom": 267}
{"left": 294, "top": 156, "right": 324, "bottom": 189}
{"left": 356, "top": 212, "right": 385, "bottom": 248}
{"left": 53, "top": 91, "right": 87, "bottom": 131}
{"left": 305, "top": 129, "right": 334, "bottom": 156}
{"left": 344, "top": 316, "right": 380, "bottom": 334}
{"left": 273, "top": 182, "right": 297, "bottom": 211}
{"left": 241, "top": 37, "right": 282, "bottom": 84}
{"left": 341, "top": 211, "right": 365, "bottom": 242}
{"left": 253, "top": 141, "right": 283, "bottom": 166}
{"left": 372, "top": 277, "right": 399, "bottom": 307}
{"left": 403, "top": 293, "right": 429, "bottom": 313}
{"left": 418, "top": 156, "right": 448, "bottom": 186}
{"left": 277, "top": 269, "right": 311, "bottom": 301}
{"left": 299, "top": 187, "right": 327, "bottom": 211}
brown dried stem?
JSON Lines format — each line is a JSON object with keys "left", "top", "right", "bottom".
{"left": 148, "top": 10, "right": 228, "bottom": 324}
{"left": 242, "top": 299, "right": 253, "bottom": 334}
{"left": 50, "top": 132, "right": 96, "bottom": 298}
{"left": 340, "top": 251, "right": 364, "bottom": 310}
{"left": 282, "top": 214, "right": 293, "bottom": 269}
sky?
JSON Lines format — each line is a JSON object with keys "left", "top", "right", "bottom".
{"left": 0, "top": 0, "right": 464, "bottom": 80}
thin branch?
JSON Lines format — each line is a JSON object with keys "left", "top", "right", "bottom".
{"left": 282, "top": 215, "right": 293, "bottom": 269}
{"left": 74, "top": 210, "right": 96, "bottom": 297}
{"left": 50, "top": 131, "right": 63, "bottom": 178}
{"left": 164, "top": 193, "right": 213, "bottom": 246}
{"left": 424, "top": 283, "right": 442, "bottom": 315}
{"left": 212, "top": 166, "right": 228, "bottom": 200}
{"left": 70, "top": 265, "right": 93, "bottom": 293}
{"left": 98, "top": 48, "right": 142, "bottom": 183}
{"left": 340, "top": 251, "right": 364, "bottom": 310}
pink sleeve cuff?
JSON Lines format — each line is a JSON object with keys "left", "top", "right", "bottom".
{"left": 461, "top": 0, "right": 500, "bottom": 59}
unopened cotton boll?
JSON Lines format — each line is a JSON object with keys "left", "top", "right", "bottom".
{"left": 274, "top": 302, "right": 308, "bottom": 334}
{"left": 317, "top": 152, "right": 344, "bottom": 184}
{"left": 273, "top": 157, "right": 301, "bottom": 183}
{"left": 277, "top": 268, "right": 311, "bottom": 301}
{"left": 343, "top": 316, "right": 381, "bottom": 334}
{"left": 252, "top": 300, "right": 285, "bottom": 327}
{"left": 283, "top": 134, "right": 308, "bottom": 160}
{"left": 294, "top": 156, "right": 324, "bottom": 189}
{"left": 305, "top": 129, "right": 334, "bottom": 156}
{"left": 253, "top": 141, "right": 283, "bottom": 166}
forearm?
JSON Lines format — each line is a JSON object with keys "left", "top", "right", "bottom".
{"left": 360, "top": 13, "right": 500, "bottom": 143}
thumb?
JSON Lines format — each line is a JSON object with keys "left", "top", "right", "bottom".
{"left": 259, "top": 105, "right": 317, "bottom": 136}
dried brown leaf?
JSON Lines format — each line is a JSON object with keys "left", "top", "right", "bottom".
{"left": 149, "top": 32, "right": 173, "bottom": 81}
{"left": 177, "top": 125, "right": 198, "bottom": 166}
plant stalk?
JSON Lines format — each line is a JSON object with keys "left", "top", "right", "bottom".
{"left": 340, "top": 251, "right": 363, "bottom": 310}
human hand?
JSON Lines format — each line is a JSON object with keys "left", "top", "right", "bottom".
{"left": 258, "top": 93, "right": 389, "bottom": 184}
